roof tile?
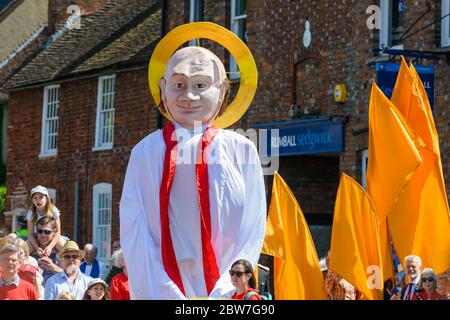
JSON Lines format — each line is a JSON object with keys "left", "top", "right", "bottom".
{"left": 3, "top": 0, "right": 160, "bottom": 90}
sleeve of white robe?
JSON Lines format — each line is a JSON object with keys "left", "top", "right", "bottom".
{"left": 209, "top": 136, "right": 267, "bottom": 298}
{"left": 120, "top": 146, "right": 186, "bottom": 300}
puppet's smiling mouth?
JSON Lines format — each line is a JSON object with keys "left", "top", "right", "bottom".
{"left": 176, "top": 104, "right": 203, "bottom": 111}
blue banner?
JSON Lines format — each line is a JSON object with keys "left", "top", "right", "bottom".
{"left": 376, "top": 62, "right": 434, "bottom": 109}
{"left": 255, "top": 119, "right": 345, "bottom": 157}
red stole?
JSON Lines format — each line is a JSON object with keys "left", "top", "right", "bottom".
{"left": 160, "top": 122, "right": 220, "bottom": 296}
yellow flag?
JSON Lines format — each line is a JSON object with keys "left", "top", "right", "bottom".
{"left": 329, "top": 174, "right": 383, "bottom": 300}
{"left": 367, "top": 82, "right": 422, "bottom": 220}
{"left": 262, "top": 172, "right": 327, "bottom": 300}
{"left": 389, "top": 58, "right": 450, "bottom": 275}
{"left": 410, "top": 62, "right": 448, "bottom": 209}
{"left": 366, "top": 82, "right": 423, "bottom": 280}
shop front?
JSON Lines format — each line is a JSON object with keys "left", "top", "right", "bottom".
{"left": 254, "top": 117, "right": 346, "bottom": 258}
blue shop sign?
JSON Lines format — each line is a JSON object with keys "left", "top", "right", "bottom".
{"left": 254, "top": 118, "right": 345, "bottom": 157}
{"left": 376, "top": 62, "right": 434, "bottom": 109}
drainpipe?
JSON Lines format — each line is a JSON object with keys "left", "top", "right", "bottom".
{"left": 73, "top": 181, "right": 79, "bottom": 242}
{"left": 156, "top": 0, "right": 168, "bottom": 129}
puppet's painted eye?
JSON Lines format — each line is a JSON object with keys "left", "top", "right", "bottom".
{"left": 195, "top": 83, "right": 207, "bottom": 89}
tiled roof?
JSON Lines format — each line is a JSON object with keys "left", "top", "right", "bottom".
{"left": 73, "top": 10, "right": 160, "bottom": 74}
{"left": 3, "top": 0, "right": 161, "bottom": 90}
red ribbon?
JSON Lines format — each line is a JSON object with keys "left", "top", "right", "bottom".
{"left": 160, "top": 123, "right": 220, "bottom": 296}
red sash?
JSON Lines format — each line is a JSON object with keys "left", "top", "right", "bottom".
{"left": 160, "top": 123, "right": 220, "bottom": 296}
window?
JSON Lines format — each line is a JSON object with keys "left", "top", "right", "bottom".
{"left": 230, "top": 0, "right": 247, "bottom": 79}
{"left": 40, "top": 85, "right": 59, "bottom": 157}
{"left": 0, "top": 0, "right": 14, "bottom": 11}
{"left": 92, "top": 183, "right": 112, "bottom": 264}
{"left": 189, "top": 0, "right": 205, "bottom": 46}
{"left": 442, "top": 0, "right": 450, "bottom": 47}
{"left": 94, "top": 75, "right": 115, "bottom": 150}
{"left": 380, "top": 0, "right": 404, "bottom": 51}
{"left": 362, "top": 149, "right": 369, "bottom": 189}
{"left": 47, "top": 188, "right": 56, "bottom": 205}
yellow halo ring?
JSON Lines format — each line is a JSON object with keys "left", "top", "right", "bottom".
{"left": 148, "top": 22, "right": 258, "bottom": 129}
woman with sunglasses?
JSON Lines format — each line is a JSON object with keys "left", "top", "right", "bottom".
{"left": 229, "top": 259, "right": 262, "bottom": 300}
{"left": 412, "top": 268, "right": 448, "bottom": 300}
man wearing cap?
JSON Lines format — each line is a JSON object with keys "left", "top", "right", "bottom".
{"left": 120, "top": 23, "right": 266, "bottom": 299}
{"left": 44, "top": 240, "right": 93, "bottom": 300}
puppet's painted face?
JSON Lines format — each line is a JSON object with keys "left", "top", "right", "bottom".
{"left": 159, "top": 47, "right": 228, "bottom": 129}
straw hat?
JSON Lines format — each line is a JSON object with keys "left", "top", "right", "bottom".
{"left": 57, "top": 240, "right": 85, "bottom": 260}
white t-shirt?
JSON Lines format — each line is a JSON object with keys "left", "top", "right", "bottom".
{"left": 26, "top": 206, "right": 61, "bottom": 232}
{"left": 82, "top": 261, "right": 107, "bottom": 279}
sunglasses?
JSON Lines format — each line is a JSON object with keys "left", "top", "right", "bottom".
{"left": 421, "top": 277, "right": 434, "bottom": 283}
{"left": 37, "top": 229, "right": 53, "bottom": 235}
{"left": 229, "top": 270, "right": 247, "bottom": 277}
{"left": 62, "top": 254, "right": 80, "bottom": 260}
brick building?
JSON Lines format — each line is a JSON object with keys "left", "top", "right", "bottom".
{"left": 162, "top": 0, "right": 450, "bottom": 258}
{"left": 0, "top": 0, "right": 51, "bottom": 227}
{"left": 0, "top": 0, "right": 112, "bottom": 227}
{"left": 2, "top": 0, "right": 161, "bottom": 262}
{"left": 1, "top": 0, "right": 449, "bottom": 263}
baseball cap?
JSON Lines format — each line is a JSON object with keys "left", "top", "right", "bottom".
{"left": 19, "top": 264, "right": 38, "bottom": 277}
{"left": 31, "top": 186, "right": 49, "bottom": 197}
{"left": 88, "top": 278, "right": 108, "bottom": 290}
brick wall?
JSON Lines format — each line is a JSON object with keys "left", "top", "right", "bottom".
{"left": 246, "top": 0, "right": 448, "bottom": 200}
{"left": 7, "top": 68, "right": 157, "bottom": 242}
{"left": 6, "top": 0, "right": 450, "bottom": 243}
{"left": 276, "top": 156, "right": 340, "bottom": 216}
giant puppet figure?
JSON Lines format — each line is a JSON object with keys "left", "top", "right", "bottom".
{"left": 119, "top": 22, "right": 266, "bottom": 299}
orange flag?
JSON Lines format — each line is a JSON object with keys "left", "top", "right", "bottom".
{"left": 389, "top": 57, "right": 450, "bottom": 275}
{"left": 366, "top": 82, "right": 423, "bottom": 280}
{"left": 262, "top": 172, "right": 327, "bottom": 300}
{"left": 329, "top": 173, "right": 383, "bottom": 300}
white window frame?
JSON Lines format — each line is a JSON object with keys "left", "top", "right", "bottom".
{"left": 189, "top": 0, "right": 204, "bottom": 46}
{"left": 362, "top": 149, "right": 369, "bottom": 189}
{"left": 93, "top": 75, "right": 116, "bottom": 151}
{"left": 442, "top": 0, "right": 450, "bottom": 47}
{"left": 230, "top": 0, "right": 247, "bottom": 79}
{"left": 39, "top": 85, "right": 59, "bottom": 157}
{"left": 92, "top": 183, "right": 112, "bottom": 264}
{"left": 47, "top": 188, "right": 56, "bottom": 205}
{"left": 380, "top": 0, "right": 404, "bottom": 51}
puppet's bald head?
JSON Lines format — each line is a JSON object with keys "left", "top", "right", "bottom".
{"left": 159, "top": 47, "right": 229, "bottom": 129}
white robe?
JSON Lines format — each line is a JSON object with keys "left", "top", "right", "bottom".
{"left": 119, "top": 126, "right": 266, "bottom": 299}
